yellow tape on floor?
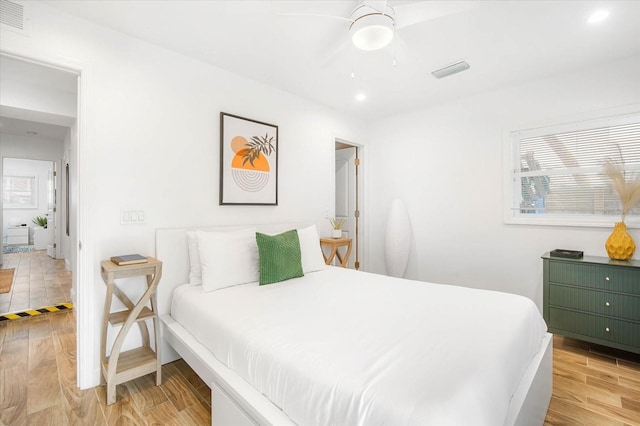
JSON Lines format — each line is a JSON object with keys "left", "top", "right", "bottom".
{"left": 0, "top": 303, "right": 74, "bottom": 322}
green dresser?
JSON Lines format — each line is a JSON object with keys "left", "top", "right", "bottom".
{"left": 542, "top": 253, "right": 640, "bottom": 354}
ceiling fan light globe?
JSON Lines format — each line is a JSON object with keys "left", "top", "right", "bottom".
{"left": 352, "top": 25, "right": 393, "bottom": 51}
{"left": 350, "top": 14, "right": 394, "bottom": 51}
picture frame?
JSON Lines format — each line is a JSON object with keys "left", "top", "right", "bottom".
{"left": 220, "top": 112, "right": 278, "bottom": 205}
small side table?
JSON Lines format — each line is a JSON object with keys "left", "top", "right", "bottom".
{"left": 100, "top": 257, "right": 162, "bottom": 405}
{"left": 320, "top": 237, "right": 352, "bottom": 268}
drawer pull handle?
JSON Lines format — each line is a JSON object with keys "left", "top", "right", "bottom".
{"left": 605, "top": 302, "right": 611, "bottom": 307}
{"left": 605, "top": 276, "right": 610, "bottom": 281}
{"left": 605, "top": 327, "right": 610, "bottom": 332}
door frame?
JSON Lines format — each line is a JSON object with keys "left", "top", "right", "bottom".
{"left": 0, "top": 44, "right": 96, "bottom": 389}
{"left": 1, "top": 157, "right": 59, "bottom": 253}
{"left": 46, "top": 162, "right": 58, "bottom": 258}
{"left": 334, "top": 137, "right": 366, "bottom": 271}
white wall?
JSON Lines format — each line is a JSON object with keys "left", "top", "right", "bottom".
{"left": 0, "top": 75, "right": 76, "bottom": 124}
{"left": 367, "top": 56, "right": 640, "bottom": 309}
{"left": 1, "top": 2, "right": 368, "bottom": 388}
{"left": 0, "top": 54, "right": 77, "bottom": 127}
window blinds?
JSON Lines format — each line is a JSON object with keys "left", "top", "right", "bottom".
{"left": 510, "top": 114, "right": 640, "bottom": 219}
{"left": 2, "top": 175, "right": 37, "bottom": 207}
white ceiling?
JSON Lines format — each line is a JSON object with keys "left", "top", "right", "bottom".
{"left": 0, "top": 55, "right": 77, "bottom": 141}
{"left": 0, "top": 116, "right": 69, "bottom": 140}
{"left": 0, "top": 55, "right": 78, "bottom": 94}
{"left": 46, "top": 0, "right": 640, "bottom": 120}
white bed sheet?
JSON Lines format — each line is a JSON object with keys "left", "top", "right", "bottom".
{"left": 171, "top": 267, "right": 547, "bottom": 426}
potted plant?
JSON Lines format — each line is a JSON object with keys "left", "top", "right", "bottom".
{"left": 329, "top": 217, "right": 345, "bottom": 238}
{"left": 32, "top": 216, "right": 47, "bottom": 229}
{"left": 603, "top": 159, "right": 640, "bottom": 260}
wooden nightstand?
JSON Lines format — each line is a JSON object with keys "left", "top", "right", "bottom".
{"left": 100, "top": 257, "right": 162, "bottom": 405}
{"left": 320, "top": 237, "right": 352, "bottom": 268}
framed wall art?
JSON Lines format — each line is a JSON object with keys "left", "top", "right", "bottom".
{"left": 220, "top": 112, "right": 278, "bottom": 205}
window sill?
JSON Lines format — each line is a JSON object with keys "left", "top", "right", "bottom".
{"left": 504, "top": 215, "right": 640, "bottom": 229}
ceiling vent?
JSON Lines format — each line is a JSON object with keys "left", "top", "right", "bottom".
{"left": 1, "top": 0, "right": 29, "bottom": 35}
{"left": 431, "top": 60, "right": 470, "bottom": 79}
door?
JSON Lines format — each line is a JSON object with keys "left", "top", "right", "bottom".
{"left": 335, "top": 145, "right": 358, "bottom": 269}
{"left": 46, "top": 166, "right": 56, "bottom": 258}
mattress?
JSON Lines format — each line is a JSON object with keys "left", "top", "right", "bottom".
{"left": 171, "top": 267, "right": 548, "bottom": 426}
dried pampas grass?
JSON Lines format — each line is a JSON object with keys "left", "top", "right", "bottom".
{"left": 604, "top": 159, "right": 640, "bottom": 222}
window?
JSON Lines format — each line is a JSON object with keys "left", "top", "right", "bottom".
{"left": 2, "top": 175, "right": 38, "bottom": 208}
{"left": 504, "top": 112, "right": 640, "bottom": 227}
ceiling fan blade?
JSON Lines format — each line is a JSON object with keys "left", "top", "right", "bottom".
{"left": 277, "top": 13, "right": 354, "bottom": 23}
{"left": 389, "top": 32, "right": 425, "bottom": 68}
{"left": 394, "top": 1, "right": 479, "bottom": 29}
{"left": 319, "top": 37, "right": 354, "bottom": 70}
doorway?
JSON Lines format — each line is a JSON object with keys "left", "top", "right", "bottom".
{"left": 2, "top": 158, "right": 56, "bottom": 254}
{"left": 0, "top": 55, "right": 78, "bottom": 314}
{"left": 335, "top": 140, "right": 362, "bottom": 270}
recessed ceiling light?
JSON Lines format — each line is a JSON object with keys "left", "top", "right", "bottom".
{"left": 355, "top": 93, "right": 366, "bottom": 102}
{"left": 587, "top": 9, "right": 609, "bottom": 24}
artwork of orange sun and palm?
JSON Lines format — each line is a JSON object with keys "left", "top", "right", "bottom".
{"left": 230, "top": 133, "right": 274, "bottom": 191}
{"left": 220, "top": 113, "right": 278, "bottom": 205}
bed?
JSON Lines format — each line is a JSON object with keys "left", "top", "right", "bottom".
{"left": 155, "top": 223, "right": 552, "bottom": 425}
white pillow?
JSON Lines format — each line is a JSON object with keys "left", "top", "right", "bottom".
{"left": 296, "top": 225, "right": 326, "bottom": 273}
{"left": 186, "top": 231, "right": 202, "bottom": 285}
{"left": 197, "top": 228, "right": 259, "bottom": 292}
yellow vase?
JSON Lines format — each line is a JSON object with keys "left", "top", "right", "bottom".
{"left": 605, "top": 222, "right": 636, "bottom": 260}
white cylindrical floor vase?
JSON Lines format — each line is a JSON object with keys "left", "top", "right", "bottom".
{"left": 384, "top": 198, "right": 411, "bottom": 278}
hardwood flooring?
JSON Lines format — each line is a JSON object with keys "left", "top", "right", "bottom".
{"left": 0, "top": 311, "right": 211, "bottom": 425}
{"left": 545, "top": 335, "right": 640, "bottom": 426}
{"left": 0, "top": 251, "right": 72, "bottom": 314}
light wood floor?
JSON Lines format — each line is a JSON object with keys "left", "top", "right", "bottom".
{"left": 0, "top": 251, "right": 72, "bottom": 314}
{"left": 0, "top": 311, "right": 211, "bottom": 425}
{"left": 545, "top": 335, "right": 640, "bottom": 425}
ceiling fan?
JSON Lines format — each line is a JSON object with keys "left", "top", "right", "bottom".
{"left": 280, "top": 1, "right": 477, "bottom": 72}
{"left": 343, "top": 1, "right": 397, "bottom": 51}
{"left": 281, "top": 1, "right": 477, "bottom": 52}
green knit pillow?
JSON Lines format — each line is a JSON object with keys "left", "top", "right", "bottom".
{"left": 256, "top": 230, "right": 304, "bottom": 285}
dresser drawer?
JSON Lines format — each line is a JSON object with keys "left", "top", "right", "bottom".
{"left": 549, "top": 307, "right": 640, "bottom": 349}
{"left": 549, "top": 261, "right": 640, "bottom": 295}
{"left": 6, "top": 235, "right": 28, "bottom": 245}
{"left": 7, "top": 227, "right": 28, "bottom": 237}
{"left": 549, "top": 285, "right": 640, "bottom": 322}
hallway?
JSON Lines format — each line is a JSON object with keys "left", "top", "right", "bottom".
{"left": 0, "top": 251, "right": 71, "bottom": 314}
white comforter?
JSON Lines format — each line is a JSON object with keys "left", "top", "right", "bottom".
{"left": 171, "top": 267, "right": 547, "bottom": 426}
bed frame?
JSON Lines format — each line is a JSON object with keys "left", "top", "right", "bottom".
{"left": 155, "top": 224, "right": 553, "bottom": 426}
